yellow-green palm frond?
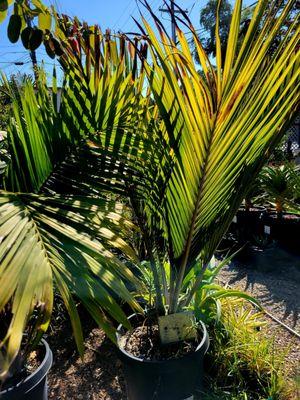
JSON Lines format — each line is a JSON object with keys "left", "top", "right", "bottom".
{"left": 137, "top": 0, "right": 299, "bottom": 311}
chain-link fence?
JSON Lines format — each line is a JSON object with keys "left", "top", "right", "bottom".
{"left": 283, "top": 114, "right": 300, "bottom": 154}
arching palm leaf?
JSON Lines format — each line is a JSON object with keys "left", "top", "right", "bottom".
{"left": 0, "top": 192, "right": 142, "bottom": 380}
{"left": 135, "top": 0, "right": 299, "bottom": 312}
{"left": 0, "top": 32, "right": 147, "bottom": 379}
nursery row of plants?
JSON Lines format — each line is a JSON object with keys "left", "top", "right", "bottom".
{"left": 0, "top": 0, "right": 299, "bottom": 399}
{"left": 227, "top": 161, "right": 300, "bottom": 252}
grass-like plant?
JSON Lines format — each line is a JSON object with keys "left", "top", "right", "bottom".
{"left": 204, "top": 298, "right": 290, "bottom": 400}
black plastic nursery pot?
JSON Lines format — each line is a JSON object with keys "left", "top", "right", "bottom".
{"left": 0, "top": 339, "right": 53, "bottom": 400}
{"left": 263, "top": 212, "right": 300, "bottom": 250}
{"left": 236, "top": 206, "right": 266, "bottom": 221}
{"left": 235, "top": 206, "right": 266, "bottom": 239}
{"left": 117, "top": 315, "right": 209, "bottom": 400}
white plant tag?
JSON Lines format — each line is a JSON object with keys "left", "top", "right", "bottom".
{"left": 158, "top": 311, "right": 197, "bottom": 345}
{"left": 232, "top": 216, "right": 237, "bottom": 223}
{"left": 264, "top": 225, "right": 271, "bottom": 235}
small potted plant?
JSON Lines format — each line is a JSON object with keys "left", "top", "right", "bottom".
{"left": 260, "top": 163, "right": 300, "bottom": 248}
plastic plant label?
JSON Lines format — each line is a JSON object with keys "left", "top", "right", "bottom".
{"left": 264, "top": 225, "right": 271, "bottom": 235}
{"left": 158, "top": 311, "right": 197, "bottom": 345}
{"left": 232, "top": 216, "right": 237, "bottom": 223}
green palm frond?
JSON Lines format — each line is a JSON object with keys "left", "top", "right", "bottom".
{"left": 0, "top": 191, "right": 142, "bottom": 380}
{"left": 3, "top": 73, "right": 79, "bottom": 193}
{"left": 134, "top": 0, "right": 299, "bottom": 312}
{"left": 48, "top": 21, "right": 155, "bottom": 199}
{"left": 55, "top": 18, "right": 151, "bottom": 149}
{"left": 0, "top": 33, "right": 148, "bottom": 378}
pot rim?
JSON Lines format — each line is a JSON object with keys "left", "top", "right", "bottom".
{"left": 266, "top": 211, "right": 300, "bottom": 220}
{"left": 0, "top": 338, "right": 53, "bottom": 396}
{"left": 238, "top": 205, "right": 267, "bottom": 212}
{"left": 116, "top": 314, "right": 209, "bottom": 365}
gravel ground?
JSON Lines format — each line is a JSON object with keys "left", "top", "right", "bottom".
{"left": 218, "top": 246, "right": 300, "bottom": 332}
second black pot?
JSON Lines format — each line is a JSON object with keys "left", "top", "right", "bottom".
{"left": 0, "top": 339, "right": 53, "bottom": 400}
{"left": 235, "top": 206, "right": 266, "bottom": 240}
{"left": 263, "top": 212, "right": 300, "bottom": 250}
{"left": 117, "top": 315, "right": 209, "bottom": 400}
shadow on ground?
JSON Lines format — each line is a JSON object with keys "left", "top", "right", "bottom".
{"left": 47, "top": 315, "right": 126, "bottom": 400}
{"left": 220, "top": 244, "right": 300, "bottom": 331}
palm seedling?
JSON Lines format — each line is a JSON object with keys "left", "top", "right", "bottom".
{"left": 260, "top": 163, "right": 300, "bottom": 214}
{"left": 125, "top": 0, "right": 299, "bottom": 316}
{"left": 111, "top": 3, "right": 299, "bottom": 396}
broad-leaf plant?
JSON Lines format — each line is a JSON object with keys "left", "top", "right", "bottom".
{"left": 0, "top": 0, "right": 299, "bottom": 382}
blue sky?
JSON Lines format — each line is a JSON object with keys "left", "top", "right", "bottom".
{"left": 0, "top": 0, "right": 254, "bottom": 80}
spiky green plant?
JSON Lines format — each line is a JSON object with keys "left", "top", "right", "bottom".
{"left": 260, "top": 163, "right": 300, "bottom": 213}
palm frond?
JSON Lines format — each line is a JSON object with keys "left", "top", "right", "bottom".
{"left": 0, "top": 31, "right": 149, "bottom": 377}
{"left": 137, "top": 0, "right": 299, "bottom": 311}
{"left": 0, "top": 191, "right": 142, "bottom": 380}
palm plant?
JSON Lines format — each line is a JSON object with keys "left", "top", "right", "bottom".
{"left": 260, "top": 163, "right": 300, "bottom": 214}
{"left": 0, "top": 33, "right": 148, "bottom": 381}
{"left": 0, "top": 0, "right": 299, "bottom": 385}
{"left": 125, "top": 0, "right": 299, "bottom": 314}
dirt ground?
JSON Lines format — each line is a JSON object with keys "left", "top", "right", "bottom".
{"left": 47, "top": 244, "right": 300, "bottom": 400}
{"left": 48, "top": 327, "right": 126, "bottom": 400}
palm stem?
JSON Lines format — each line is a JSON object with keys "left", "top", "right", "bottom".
{"left": 130, "top": 194, "right": 164, "bottom": 314}
{"left": 158, "top": 256, "right": 169, "bottom": 308}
